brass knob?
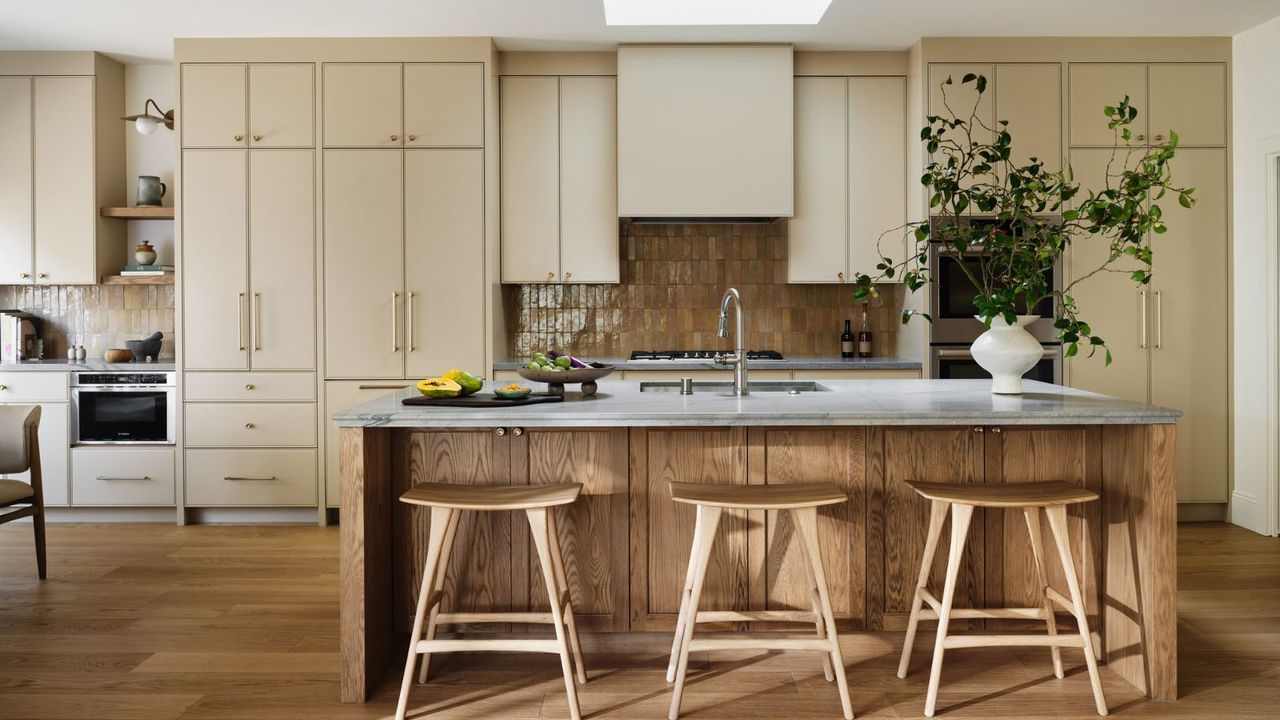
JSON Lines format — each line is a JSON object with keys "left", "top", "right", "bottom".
{"left": 991, "top": 427, "right": 1002, "bottom": 434}
{"left": 234, "top": 134, "right": 243, "bottom": 142}
{"left": 838, "top": 271, "right": 845, "bottom": 281}
{"left": 1135, "top": 133, "right": 1146, "bottom": 142}
{"left": 245, "top": 384, "right": 255, "bottom": 391}
{"left": 252, "top": 134, "right": 263, "bottom": 142}
{"left": 512, "top": 427, "right": 524, "bottom": 437}
{"left": 37, "top": 272, "right": 46, "bottom": 279}
{"left": 1154, "top": 133, "right": 1165, "bottom": 142}
{"left": 563, "top": 271, "right": 572, "bottom": 281}
{"left": 973, "top": 426, "right": 984, "bottom": 433}
{"left": 0, "top": 385, "right": 7, "bottom": 391}
{"left": 546, "top": 271, "right": 555, "bottom": 281}
{"left": 390, "top": 134, "right": 399, "bottom": 142}
{"left": 495, "top": 427, "right": 507, "bottom": 437}
{"left": 244, "top": 422, "right": 256, "bottom": 430}
{"left": 18, "top": 273, "right": 28, "bottom": 279}
{"left": 408, "top": 134, "right": 417, "bottom": 142}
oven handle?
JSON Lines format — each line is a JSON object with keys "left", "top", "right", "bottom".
{"left": 934, "top": 347, "right": 1060, "bottom": 360}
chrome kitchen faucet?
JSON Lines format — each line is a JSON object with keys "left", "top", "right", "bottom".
{"left": 714, "top": 288, "right": 749, "bottom": 396}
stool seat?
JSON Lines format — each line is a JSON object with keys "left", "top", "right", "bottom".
{"left": 400, "top": 482, "right": 582, "bottom": 510}
{"left": 905, "top": 480, "right": 1098, "bottom": 508}
{"left": 669, "top": 481, "right": 847, "bottom": 509}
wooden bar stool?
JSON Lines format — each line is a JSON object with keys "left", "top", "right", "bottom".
{"left": 666, "top": 481, "right": 854, "bottom": 720}
{"left": 897, "top": 480, "right": 1107, "bottom": 717}
{"left": 394, "top": 482, "right": 588, "bottom": 720}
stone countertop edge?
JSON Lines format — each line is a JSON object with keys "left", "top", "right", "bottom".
{"left": 333, "top": 379, "right": 1181, "bottom": 428}
{"left": 0, "top": 360, "right": 177, "bottom": 372}
{"left": 493, "top": 356, "right": 924, "bottom": 371}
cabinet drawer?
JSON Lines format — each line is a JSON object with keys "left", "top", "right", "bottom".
{"left": 185, "top": 372, "right": 316, "bottom": 402}
{"left": 71, "top": 447, "right": 175, "bottom": 506}
{"left": 184, "top": 403, "right": 316, "bottom": 447}
{"left": 0, "top": 372, "right": 67, "bottom": 402}
{"left": 185, "top": 449, "right": 317, "bottom": 506}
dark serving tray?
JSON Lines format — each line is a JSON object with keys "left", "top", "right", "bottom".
{"left": 401, "top": 393, "right": 565, "bottom": 408}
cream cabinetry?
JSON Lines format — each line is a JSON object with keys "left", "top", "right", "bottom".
{"left": 994, "top": 64, "right": 1062, "bottom": 170}
{"left": 323, "top": 380, "right": 411, "bottom": 507}
{"left": 181, "top": 63, "right": 314, "bottom": 147}
{"left": 790, "top": 76, "right": 906, "bottom": 283}
{"left": 1069, "top": 63, "right": 1225, "bottom": 147}
{"left": 182, "top": 149, "right": 315, "bottom": 371}
{"left": 184, "top": 372, "right": 316, "bottom": 403}
{"left": 0, "top": 373, "right": 69, "bottom": 507}
{"left": 70, "top": 447, "right": 175, "bottom": 506}
{"left": 185, "top": 403, "right": 317, "bottom": 448}
{"left": 323, "top": 62, "right": 484, "bottom": 147}
{"left": 500, "top": 75, "right": 618, "bottom": 283}
{"left": 0, "top": 55, "right": 124, "bottom": 286}
{"left": 185, "top": 449, "right": 318, "bottom": 506}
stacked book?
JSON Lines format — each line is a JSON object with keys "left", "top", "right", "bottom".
{"left": 121, "top": 264, "right": 175, "bottom": 277}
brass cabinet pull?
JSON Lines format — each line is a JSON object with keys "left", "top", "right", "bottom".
{"left": 1154, "top": 133, "right": 1165, "bottom": 142}
{"left": 252, "top": 292, "right": 262, "bottom": 351}
{"left": 991, "top": 427, "right": 1002, "bottom": 435}
{"left": 244, "top": 422, "right": 256, "bottom": 430}
{"left": 0, "top": 385, "right": 7, "bottom": 391}
{"left": 408, "top": 134, "right": 417, "bottom": 142}
{"left": 37, "top": 272, "right": 46, "bottom": 279}
{"left": 838, "top": 271, "right": 845, "bottom": 281}
{"left": 390, "top": 134, "right": 399, "bottom": 142}
{"left": 1139, "top": 290, "right": 1147, "bottom": 349}
{"left": 244, "top": 384, "right": 255, "bottom": 391}
{"left": 98, "top": 475, "right": 151, "bottom": 481}
{"left": 407, "top": 291, "right": 416, "bottom": 352}
{"left": 546, "top": 271, "right": 555, "bottom": 282}
{"left": 973, "top": 426, "right": 984, "bottom": 433}
{"left": 495, "top": 427, "right": 507, "bottom": 437}
{"left": 1154, "top": 290, "right": 1163, "bottom": 349}
{"left": 225, "top": 476, "right": 277, "bottom": 482}
{"left": 234, "top": 134, "right": 243, "bottom": 142}
{"left": 358, "top": 384, "right": 410, "bottom": 390}
{"left": 252, "top": 134, "right": 263, "bottom": 142}
{"left": 18, "top": 272, "right": 28, "bottom": 279}
{"left": 391, "top": 291, "right": 400, "bottom": 353}
{"left": 237, "top": 292, "right": 247, "bottom": 351}
{"left": 563, "top": 271, "right": 572, "bottom": 281}
{"left": 1135, "top": 133, "right": 1146, "bottom": 142}
{"left": 512, "top": 427, "right": 524, "bottom": 437}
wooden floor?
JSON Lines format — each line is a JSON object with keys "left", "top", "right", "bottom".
{"left": 0, "top": 522, "right": 1275, "bottom": 719}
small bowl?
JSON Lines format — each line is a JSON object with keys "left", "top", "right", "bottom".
{"left": 494, "top": 386, "right": 533, "bottom": 400}
{"left": 104, "top": 348, "right": 134, "bottom": 363}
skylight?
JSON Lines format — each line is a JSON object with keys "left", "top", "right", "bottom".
{"left": 603, "top": 0, "right": 834, "bottom": 26}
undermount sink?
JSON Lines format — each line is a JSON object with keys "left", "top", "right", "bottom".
{"left": 639, "top": 380, "right": 833, "bottom": 394}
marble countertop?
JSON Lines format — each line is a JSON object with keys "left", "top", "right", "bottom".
{"left": 493, "top": 355, "right": 922, "bottom": 372}
{"left": 0, "top": 359, "right": 176, "bottom": 372}
{"left": 333, "top": 378, "right": 1180, "bottom": 428}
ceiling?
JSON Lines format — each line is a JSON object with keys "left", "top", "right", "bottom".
{"left": 3, "top": 0, "right": 1278, "bottom": 63}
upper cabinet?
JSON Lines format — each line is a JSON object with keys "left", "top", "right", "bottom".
{"left": 1069, "top": 62, "right": 1225, "bottom": 147}
{"left": 323, "top": 62, "right": 483, "bottom": 147}
{"left": 500, "top": 75, "right": 618, "bottom": 284}
{"left": 790, "top": 76, "right": 906, "bottom": 284}
{"left": 994, "top": 64, "right": 1062, "bottom": 171}
{"left": 0, "top": 54, "right": 124, "bottom": 286}
{"left": 181, "top": 63, "right": 315, "bottom": 148}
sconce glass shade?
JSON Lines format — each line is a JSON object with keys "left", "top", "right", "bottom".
{"left": 122, "top": 98, "right": 174, "bottom": 134}
{"left": 134, "top": 116, "right": 160, "bottom": 135}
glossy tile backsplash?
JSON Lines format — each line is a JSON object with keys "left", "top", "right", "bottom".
{"left": 0, "top": 284, "right": 175, "bottom": 361}
{"left": 504, "top": 221, "right": 905, "bottom": 357}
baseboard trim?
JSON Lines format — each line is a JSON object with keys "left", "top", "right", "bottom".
{"left": 1178, "top": 502, "right": 1228, "bottom": 522}
{"left": 187, "top": 507, "right": 318, "bottom": 524}
{"left": 45, "top": 507, "right": 179, "bottom": 523}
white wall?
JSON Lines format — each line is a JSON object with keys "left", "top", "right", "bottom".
{"left": 1230, "top": 16, "right": 1280, "bottom": 535}
{"left": 123, "top": 64, "right": 175, "bottom": 266}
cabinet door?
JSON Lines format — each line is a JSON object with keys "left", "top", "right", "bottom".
{"left": 849, "top": 77, "right": 907, "bottom": 280}
{"left": 499, "top": 76, "right": 560, "bottom": 283}
{"left": 1064, "top": 149, "right": 1149, "bottom": 402}
{"left": 0, "top": 77, "right": 33, "bottom": 284}
{"left": 249, "top": 64, "right": 314, "bottom": 148}
{"left": 995, "top": 63, "right": 1062, "bottom": 171}
{"left": 249, "top": 150, "right": 315, "bottom": 370}
{"left": 403, "top": 63, "right": 484, "bottom": 147}
{"left": 323, "top": 63, "right": 402, "bottom": 147}
{"left": 1068, "top": 63, "right": 1146, "bottom": 147}
{"left": 32, "top": 76, "right": 94, "bottom": 284}
{"left": 789, "top": 77, "right": 847, "bottom": 283}
{"left": 559, "top": 76, "right": 619, "bottom": 284}
{"left": 1059, "top": 148, "right": 1152, "bottom": 399}
{"left": 404, "top": 149, "right": 485, "bottom": 378}
{"left": 182, "top": 150, "right": 249, "bottom": 370}
{"left": 928, "top": 63, "right": 994, "bottom": 145}
{"left": 2, "top": 403, "right": 70, "bottom": 507}
{"left": 323, "top": 380, "right": 412, "bottom": 507}
{"left": 323, "top": 149, "right": 404, "bottom": 378}
{"left": 181, "top": 64, "right": 248, "bottom": 147}
{"left": 1149, "top": 149, "right": 1228, "bottom": 501}
{"left": 1148, "top": 63, "right": 1226, "bottom": 147}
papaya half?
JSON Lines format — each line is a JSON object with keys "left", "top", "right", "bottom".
{"left": 417, "top": 377, "right": 462, "bottom": 399}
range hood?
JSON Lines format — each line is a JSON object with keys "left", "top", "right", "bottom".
{"left": 617, "top": 45, "right": 794, "bottom": 221}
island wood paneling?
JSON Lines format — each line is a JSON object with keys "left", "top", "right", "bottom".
{"left": 513, "top": 428, "right": 630, "bottom": 631}
{"left": 746, "top": 427, "right": 867, "bottom": 629}
{"left": 629, "top": 428, "right": 749, "bottom": 630}
{"left": 338, "top": 426, "right": 392, "bottom": 703}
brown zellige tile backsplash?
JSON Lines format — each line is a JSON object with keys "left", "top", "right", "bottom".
{"left": 0, "top": 284, "right": 176, "bottom": 361}
{"left": 504, "top": 221, "right": 904, "bottom": 358}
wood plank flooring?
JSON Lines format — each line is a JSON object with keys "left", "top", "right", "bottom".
{"left": 0, "top": 522, "right": 1276, "bottom": 719}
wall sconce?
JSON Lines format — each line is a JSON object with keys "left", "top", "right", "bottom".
{"left": 122, "top": 98, "right": 174, "bottom": 135}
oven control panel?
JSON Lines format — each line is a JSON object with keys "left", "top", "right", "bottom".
{"left": 73, "top": 372, "right": 175, "bottom": 386}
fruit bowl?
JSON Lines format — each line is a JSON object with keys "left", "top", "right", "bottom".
{"left": 494, "top": 385, "right": 533, "bottom": 400}
{"left": 516, "top": 364, "right": 615, "bottom": 396}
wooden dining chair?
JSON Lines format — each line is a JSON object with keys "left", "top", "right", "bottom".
{"left": 0, "top": 405, "right": 46, "bottom": 578}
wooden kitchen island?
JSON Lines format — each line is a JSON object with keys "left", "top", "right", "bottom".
{"left": 334, "top": 379, "right": 1178, "bottom": 705}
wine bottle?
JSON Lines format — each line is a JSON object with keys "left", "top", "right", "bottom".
{"left": 857, "top": 306, "right": 873, "bottom": 358}
{"left": 841, "top": 320, "right": 855, "bottom": 358}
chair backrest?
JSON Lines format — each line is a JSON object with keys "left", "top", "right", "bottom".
{"left": 0, "top": 405, "right": 41, "bottom": 475}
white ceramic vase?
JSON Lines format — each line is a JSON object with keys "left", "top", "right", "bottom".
{"left": 970, "top": 315, "right": 1043, "bottom": 395}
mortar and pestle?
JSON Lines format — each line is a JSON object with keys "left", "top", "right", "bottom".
{"left": 124, "top": 331, "right": 164, "bottom": 362}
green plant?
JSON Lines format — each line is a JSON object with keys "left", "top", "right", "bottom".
{"left": 853, "top": 74, "right": 1195, "bottom": 364}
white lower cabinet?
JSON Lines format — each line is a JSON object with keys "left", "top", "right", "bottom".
{"left": 184, "top": 403, "right": 317, "bottom": 448}
{"left": 324, "top": 380, "right": 412, "bottom": 507}
{"left": 185, "top": 449, "right": 318, "bottom": 506}
{"left": 0, "top": 402, "right": 69, "bottom": 506}
{"left": 71, "top": 447, "right": 175, "bottom": 506}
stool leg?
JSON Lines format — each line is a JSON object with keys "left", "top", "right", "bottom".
{"left": 395, "top": 506, "right": 454, "bottom": 720}
{"left": 666, "top": 506, "right": 704, "bottom": 683}
{"left": 898, "top": 499, "right": 950, "bottom": 679}
{"left": 795, "top": 507, "right": 854, "bottom": 720}
{"left": 669, "top": 505, "right": 722, "bottom": 720}
{"left": 548, "top": 507, "right": 588, "bottom": 684}
{"left": 418, "top": 506, "right": 461, "bottom": 683}
{"left": 1023, "top": 507, "right": 1064, "bottom": 679}
{"left": 528, "top": 507, "right": 582, "bottom": 720}
{"left": 800, "top": 541, "right": 835, "bottom": 682}
{"left": 1044, "top": 505, "right": 1109, "bottom": 717}
{"left": 924, "top": 502, "right": 974, "bottom": 718}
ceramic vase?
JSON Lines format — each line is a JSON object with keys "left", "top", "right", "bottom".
{"left": 134, "top": 241, "right": 157, "bottom": 266}
{"left": 970, "top": 315, "right": 1043, "bottom": 395}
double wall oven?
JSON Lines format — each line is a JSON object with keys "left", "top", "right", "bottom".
{"left": 927, "top": 214, "right": 1064, "bottom": 383}
{"left": 71, "top": 372, "right": 176, "bottom": 445}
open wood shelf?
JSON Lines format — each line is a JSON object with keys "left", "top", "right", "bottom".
{"left": 100, "top": 274, "right": 175, "bottom": 285}
{"left": 99, "top": 206, "right": 174, "bottom": 220}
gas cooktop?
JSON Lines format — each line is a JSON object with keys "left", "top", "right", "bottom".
{"left": 627, "top": 350, "right": 785, "bottom": 361}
